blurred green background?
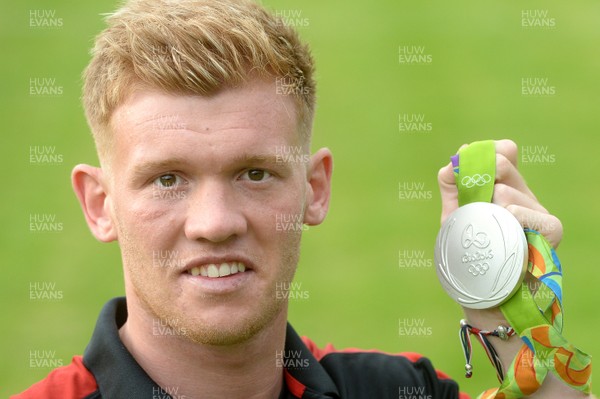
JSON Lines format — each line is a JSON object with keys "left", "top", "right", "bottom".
{"left": 1, "top": 0, "right": 599, "bottom": 397}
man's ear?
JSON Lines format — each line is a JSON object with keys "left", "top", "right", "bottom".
{"left": 304, "top": 148, "right": 333, "bottom": 226}
{"left": 71, "top": 164, "right": 117, "bottom": 242}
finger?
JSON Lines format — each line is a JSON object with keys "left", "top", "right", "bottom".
{"left": 495, "top": 153, "right": 537, "bottom": 201}
{"left": 492, "top": 183, "right": 547, "bottom": 214}
{"left": 438, "top": 162, "right": 458, "bottom": 223}
{"left": 494, "top": 139, "right": 518, "bottom": 168}
{"left": 439, "top": 140, "right": 530, "bottom": 224}
{"left": 438, "top": 155, "right": 535, "bottom": 223}
{"left": 438, "top": 143, "right": 470, "bottom": 223}
{"left": 506, "top": 204, "right": 563, "bottom": 248}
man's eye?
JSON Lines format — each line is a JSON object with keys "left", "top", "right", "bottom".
{"left": 153, "top": 174, "right": 182, "bottom": 188}
{"left": 242, "top": 169, "right": 272, "bottom": 182}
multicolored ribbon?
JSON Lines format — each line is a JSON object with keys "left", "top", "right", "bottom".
{"left": 451, "top": 141, "right": 592, "bottom": 398}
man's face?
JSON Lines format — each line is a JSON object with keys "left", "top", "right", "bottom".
{"left": 106, "top": 78, "right": 309, "bottom": 345}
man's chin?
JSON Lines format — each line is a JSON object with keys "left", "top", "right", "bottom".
{"left": 182, "top": 322, "right": 261, "bottom": 346}
{"left": 175, "top": 301, "right": 286, "bottom": 347}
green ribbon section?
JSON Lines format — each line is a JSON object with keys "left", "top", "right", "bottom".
{"left": 456, "top": 140, "right": 496, "bottom": 206}
{"left": 453, "top": 140, "right": 592, "bottom": 398}
{"left": 494, "top": 231, "right": 592, "bottom": 397}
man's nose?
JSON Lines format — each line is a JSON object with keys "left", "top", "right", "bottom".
{"left": 183, "top": 180, "right": 247, "bottom": 243}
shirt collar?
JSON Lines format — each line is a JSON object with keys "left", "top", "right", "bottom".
{"left": 83, "top": 297, "right": 161, "bottom": 398}
{"left": 83, "top": 297, "right": 339, "bottom": 399}
{"left": 282, "top": 324, "right": 339, "bottom": 398}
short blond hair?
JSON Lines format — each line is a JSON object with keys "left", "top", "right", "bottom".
{"left": 83, "top": 0, "right": 316, "bottom": 162}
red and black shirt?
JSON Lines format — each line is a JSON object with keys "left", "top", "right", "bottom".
{"left": 12, "top": 297, "right": 470, "bottom": 399}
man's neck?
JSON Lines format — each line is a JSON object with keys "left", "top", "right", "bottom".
{"left": 118, "top": 296, "right": 287, "bottom": 399}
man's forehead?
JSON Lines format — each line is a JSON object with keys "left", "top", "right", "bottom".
{"left": 111, "top": 79, "right": 299, "bottom": 132}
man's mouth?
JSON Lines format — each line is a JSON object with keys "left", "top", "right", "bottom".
{"left": 187, "top": 262, "right": 247, "bottom": 278}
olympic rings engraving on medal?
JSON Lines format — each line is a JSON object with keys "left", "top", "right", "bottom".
{"left": 468, "top": 263, "right": 490, "bottom": 276}
{"left": 460, "top": 174, "right": 492, "bottom": 188}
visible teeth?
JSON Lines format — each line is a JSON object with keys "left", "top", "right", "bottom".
{"left": 207, "top": 264, "right": 219, "bottom": 278}
{"left": 218, "top": 263, "right": 231, "bottom": 277}
{"left": 189, "top": 262, "right": 248, "bottom": 278}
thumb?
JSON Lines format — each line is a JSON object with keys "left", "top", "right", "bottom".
{"left": 437, "top": 162, "right": 458, "bottom": 224}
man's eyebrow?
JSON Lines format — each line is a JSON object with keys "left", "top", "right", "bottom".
{"left": 233, "top": 154, "right": 281, "bottom": 164}
{"left": 130, "top": 154, "right": 285, "bottom": 176}
{"left": 130, "top": 158, "right": 190, "bottom": 177}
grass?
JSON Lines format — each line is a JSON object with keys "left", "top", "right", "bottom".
{"left": 1, "top": 0, "right": 599, "bottom": 397}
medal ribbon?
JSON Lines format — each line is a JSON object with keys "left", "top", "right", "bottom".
{"left": 452, "top": 141, "right": 592, "bottom": 398}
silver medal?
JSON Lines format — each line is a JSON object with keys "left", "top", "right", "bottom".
{"left": 435, "top": 202, "right": 528, "bottom": 309}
